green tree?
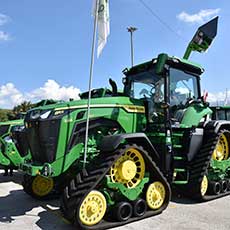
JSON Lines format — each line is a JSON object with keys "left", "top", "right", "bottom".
{"left": 0, "top": 109, "right": 12, "bottom": 121}
{"left": 13, "top": 101, "right": 33, "bottom": 115}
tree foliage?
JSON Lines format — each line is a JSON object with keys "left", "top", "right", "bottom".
{"left": 0, "top": 101, "right": 33, "bottom": 121}
{"left": 12, "top": 101, "right": 33, "bottom": 115}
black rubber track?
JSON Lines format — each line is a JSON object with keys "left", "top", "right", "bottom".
{"left": 61, "top": 144, "right": 171, "bottom": 230}
{"left": 179, "top": 127, "right": 230, "bottom": 201}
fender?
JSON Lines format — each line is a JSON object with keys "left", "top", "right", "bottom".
{"left": 99, "top": 133, "right": 160, "bottom": 165}
{"left": 204, "top": 120, "right": 230, "bottom": 133}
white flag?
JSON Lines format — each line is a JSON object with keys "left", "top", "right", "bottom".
{"left": 93, "top": 0, "right": 110, "bottom": 57}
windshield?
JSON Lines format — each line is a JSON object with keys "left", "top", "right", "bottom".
{"left": 129, "top": 68, "right": 165, "bottom": 103}
{"left": 170, "top": 68, "right": 199, "bottom": 106}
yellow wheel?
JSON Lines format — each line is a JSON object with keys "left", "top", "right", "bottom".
{"left": 32, "top": 175, "right": 54, "bottom": 197}
{"left": 146, "top": 181, "right": 166, "bottom": 210}
{"left": 110, "top": 147, "right": 145, "bottom": 188}
{"left": 200, "top": 175, "right": 208, "bottom": 196}
{"left": 79, "top": 190, "right": 107, "bottom": 226}
{"left": 212, "top": 133, "right": 229, "bottom": 161}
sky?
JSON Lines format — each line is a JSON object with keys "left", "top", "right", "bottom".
{"left": 0, "top": 0, "right": 230, "bottom": 108}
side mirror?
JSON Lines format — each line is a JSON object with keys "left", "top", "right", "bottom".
{"left": 155, "top": 53, "right": 168, "bottom": 75}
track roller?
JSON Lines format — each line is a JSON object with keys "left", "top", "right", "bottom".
{"left": 78, "top": 190, "right": 107, "bottom": 226}
{"left": 132, "top": 198, "right": 147, "bottom": 217}
{"left": 113, "top": 202, "right": 133, "bottom": 222}
{"left": 208, "top": 181, "right": 221, "bottom": 195}
{"left": 220, "top": 180, "right": 228, "bottom": 193}
{"left": 200, "top": 175, "right": 208, "bottom": 196}
{"left": 146, "top": 181, "right": 166, "bottom": 210}
{"left": 227, "top": 179, "right": 230, "bottom": 191}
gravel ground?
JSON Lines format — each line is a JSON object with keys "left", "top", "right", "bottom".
{"left": 1, "top": 170, "right": 230, "bottom": 230}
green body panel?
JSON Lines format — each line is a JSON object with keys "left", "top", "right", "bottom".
{"left": 208, "top": 159, "right": 230, "bottom": 181}
{"left": 0, "top": 149, "right": 10, "bottom": 166}
{"left": 0, "top": 119, "right": 23, "bottom": 127}
{"left": 173, "top": 56, "right": 203, "bottom": 71}
{"left": 1, "top": 139, "right": 29, "bottom": 167}
{"left": 0, "top": 119, "right": 29, "bottom": 168}
{"left": 180, "top": 104, "right": 212, "bottom": 127}
{"left": 106, "top": 175, "right": 149, "bottom": 201}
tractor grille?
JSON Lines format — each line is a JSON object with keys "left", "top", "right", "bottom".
{"left": 12, "top": 129, "right": 29, "bottom": 157}
{"left": 0, "top": 125, "right": 10, "bottom": 137}
{"left": 27, "top": 119, "right": 61, "bottom": 164}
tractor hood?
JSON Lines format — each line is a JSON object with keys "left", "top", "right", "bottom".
{"left": 25, "top": 96, "right": 145, "bottom": 122}
{"left": 24, "top": 96, "right": 145, "bottom": 166}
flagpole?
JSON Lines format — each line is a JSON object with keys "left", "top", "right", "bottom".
{"left": 83, "top": 0, "right": 99, "bottom": 168}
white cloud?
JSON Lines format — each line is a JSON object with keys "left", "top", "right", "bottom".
{"left": 0, "top": 83, "right": 24, "bottom": 108}
{"left": 0, "top": 14, "right": 11, "bottom": 42}
{"left": 177, "top": 8, "right": 220, "bottom": 24}
{"left": 207, "top": 91, "right": 229, "bottom": 105}
{"left": 0, "top": 14, "right": 10, "bottom": 26}
{"left": 28, "top": 79, "right": 81, "bottom": 101}
{"left": 0, "top": 80, "right": 81, "bottom": 109}
{"left": 0, "top": 31, "right": 10, "bottom": 41}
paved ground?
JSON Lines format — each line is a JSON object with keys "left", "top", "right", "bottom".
{"left": 1, "top": 170, "right": 230, "bottom": 230}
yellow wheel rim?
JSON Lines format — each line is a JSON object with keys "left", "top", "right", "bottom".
{"left": 110, "top": 147, "right": 145, "bottom": 188}
{"left": 79, "top": 190, "right": 107, "bottom": 226}
{"left": 146, "top": 181, "right": 166, "bottom": 210}
{"left": 212, "top": 133, "right": 229, "bottom": 161}
{"left": 201, "top": 175, "right": 208, "bottom": 196}
{"left": 32, "top": 175, "right": 54, "bottom": 197}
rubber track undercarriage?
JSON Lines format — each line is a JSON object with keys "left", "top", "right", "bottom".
{"left": 61, "top": 144, "right": 171, "bottom": 229}
{"left": 180, "top": 125, "right": 230, "bottom": 201}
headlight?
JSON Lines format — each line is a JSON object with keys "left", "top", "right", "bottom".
{"left": 30, "top": 110, "right": 40, "bottom": 119}
{"left": 40, "top": 110, "right": 51, "bottom": 119}
{"left": 30, "top": 110, "right": 52, "bottom": 120}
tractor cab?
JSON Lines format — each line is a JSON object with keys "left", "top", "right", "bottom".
{"left": 123, "top": 55, "right": 211, "bottom": 129}
{"left": 123, "top": 16, "right": 218, "bottom": 130}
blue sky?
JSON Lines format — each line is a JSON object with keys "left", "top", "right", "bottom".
{"left": 0, "top": 0, "right": 229, "bottom": 108}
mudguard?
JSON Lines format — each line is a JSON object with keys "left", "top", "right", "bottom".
{"left": 99, "top": 133, "right": 160, "bottom": 165}
{"left": 204, "top": 120, "right": 230, "bottom": 133}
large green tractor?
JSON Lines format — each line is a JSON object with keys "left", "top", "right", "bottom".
{"left": 0, "top": 100, "right": 60, "bottom": 176}
{"left": 0, "top": 119, "right": 30, "bottom": 175}
{"left": 211, "top": 106, "right": 230, "bottom": 120}
{"left": 19, "top": 17, "right": 230, "bottom": 228}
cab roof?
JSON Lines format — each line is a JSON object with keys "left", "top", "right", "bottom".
{"left": 123, "top": 55, "right": 204, "bottom": 76}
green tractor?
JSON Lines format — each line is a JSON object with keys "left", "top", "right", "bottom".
{"left": 20, "top": 17, "right": 230, "bottom": 228}
{"left": 0, "top": 100, "right": 61, "bottom": 177}
{"left": 0, "top": 119, "right": 30, "bottom": 176}
{"left": 211, "top": 106, "right": 230, "bottom": 120}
